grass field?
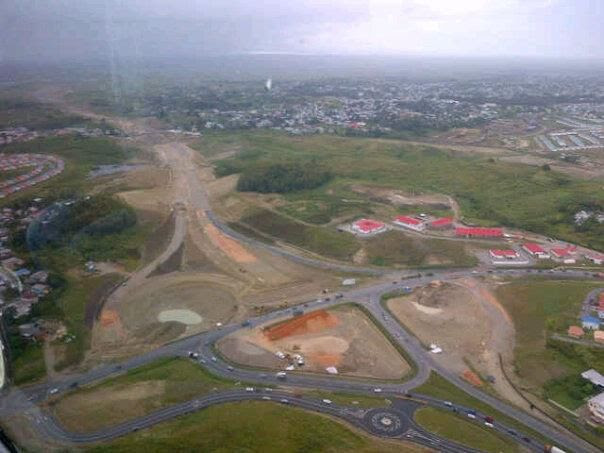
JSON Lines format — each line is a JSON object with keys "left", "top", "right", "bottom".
{"left": 49, "top": 358, "right": 235, "bottom": 432}
{"left": 0, "top": 97, "right": 91, "bottom": 131}
{"left": 10, "top": 343, "right": 46, "bottom": 385}
{"left": 413, "top": 372, "right": 547, "bottom": 443}
{"left": 414, "top": 407, "right": 519, "bottom": 452}
{"left": 365, "top": 230, "right": 477, "bottom": 267}
{"left": 304, "top": 390, "right": 391, "bottom": 408}
{"left": 197, "top": 131, "right": 604, "bottom": 250}
{"left": 88, "top": 401, "right": 423, "bottom": 453}
{"left": 495, "top": 279, "right": 604, "bottom": 408}
{"left": 240, "top": 207, "right": 359, "bottom": 260}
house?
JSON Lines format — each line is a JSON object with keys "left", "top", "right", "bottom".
{"left": 20, "top": 290, "right": 39, "bottom": 305}
{"left": 351, "top": 218, "right": 386, "bottom": 235}
{"left": 31, "top": 284, "right": 49, "bottom": 296}
{"left": 29, "top": 270, "right": 49, "bottom": 284}
{"left": 15, "top": 268, "right": 31, "bottom": 278}
{"left": 582, "top": 369, "right": 604, "bottom": 388}
{"left": 551, "top": 246, "right": 578, "bottom": 262}
{"left": 585, "top": 254, "right": 604, "bottom": 265}
{"left": 522, "top": 242, "right": 549, "bottom": 258}
{"left": 1, "top": 257, "right": 24, "bottom": 269}
{"left": 489, "top": 249, "right": 518, "bottom": 260}
{"left": 567, "top": 325, "right": 584, "bottom": 338}
{"left": 393, "top": 215, "right": 424, "bottom": 231}
{"left": 581, "top": 315, "right": 601, "bottom": 330}
{"left": 428, "top": 217, "right": 454, "bottom": 229}
{"left": 594, "top": 330, "right": 604, "bottom": 343}
{"left": 455, "top": 227, "right": 503, "bottom": 238}
{"left": 587, "top": 392, "right": 604, "bottom": 424}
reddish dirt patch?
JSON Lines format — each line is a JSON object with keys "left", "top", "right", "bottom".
{"left": 313, "top": 353, "right": 342, "bottom": 367}
{"left": 263, "top": 310, "right": 339, "bottom": 341}
{"left": 99, "top": 309, "right": 120, "bottom": 327}
{"left": 204, "top": 223, "right": 257, "bottom": 263}
{"left": 462, "top": 370, "right": 483, "bottom": 387}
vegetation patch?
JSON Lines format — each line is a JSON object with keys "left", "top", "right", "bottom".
{"left": 495, "top": 279, "right": 604, "bottom": 394}
{"left": 49, "top": 357, "right": 234, "bottom": 433}
{"left": 237, "top": 162, "right": 331, "bottom": 194}
{"left": 414, "top": 407, "right": 518, "bottom": 452}
{"left": 240, "top": 208, "right": 359, "bottom": 260}
{"left": 88, "top": 401, "right": 420, "bottom": 453}
{"left": 365, "top": 230, "right": 477, "bottom": 267}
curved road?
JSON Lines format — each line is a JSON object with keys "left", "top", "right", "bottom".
{"left": 2, "top": 268, "right": 600, "bottom": 452}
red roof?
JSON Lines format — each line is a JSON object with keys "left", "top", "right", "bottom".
{"left": 490, "top": 249, "right": 518, "bottom": 257}
{"left": 523, "top": 242, "right": 545, "bottom": 254}
{"left": 430, "top": 217, "right": 453, "bottom": 227}
{"left": 353, "top": 218, "right": 385, "bottom": 233}
{"left": 551, "top": 247, "right": 576, "bottom": 258}
{"left": 394, "top": 216, "right": 421, "bottom": 226}
{"left": 456, "top": 227, "right": 503, "bottom": 237}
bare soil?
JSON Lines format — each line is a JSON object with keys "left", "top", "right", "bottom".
{"left": 218, "top": 306, "right": 410, "bottom": 380}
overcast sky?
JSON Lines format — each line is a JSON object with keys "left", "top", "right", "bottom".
{"left": 1, "top": 0, "right": 602, "bottom": 62}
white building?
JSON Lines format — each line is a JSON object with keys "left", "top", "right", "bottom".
{"left": 587, "top": 392, "right": 604, "bottom": 424}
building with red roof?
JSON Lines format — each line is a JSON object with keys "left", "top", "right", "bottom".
{"left": 489, "top": 249, "right": 519, "bottom": 260}
{"left": 522, "top": 242, "right": 549, "bottom": 258}
{"left": 351, "top": 218, "right": 386, "bottom": 235}
{"left": 568, "top": 325, "right": 585, "bottom": 338}
{"left": 429, "top": 217, "right": 454, "bottom": 229}
{"left": 393, "top": 215, "right": 424, "bottom": 231}
{"left": 551, "top": 246, "right": 577, "bottom": 259}
{"left": 455, "top": 227, "right": 503, "bottom": 238}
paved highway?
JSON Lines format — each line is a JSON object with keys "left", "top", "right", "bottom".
{"left": 2, "top": 267, "right": 599, "bottom": 452}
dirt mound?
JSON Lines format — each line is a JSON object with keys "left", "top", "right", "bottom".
{"left": 462, "top": 370, "right": 483, "bottom": 387}
{"left": 99, "top": 309, "right": 120, "bottom": 327}
{"left": 415, "top": 281, "right": 463, "bottom": 309}
{"left": 263, "top": 310, "right": 339, "bottom": 341}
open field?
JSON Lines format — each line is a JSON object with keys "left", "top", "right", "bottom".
{"left": 218, "top": 305, "right": 411, "bottom": 380}
{"left": 196, "top": 131, "right": 604, "bottom": 251}
{"left": 495, "top": 279, "right": 604, "bottom": 406}
{"left": 414, "top": 407, "right": 519, "bottom": 452}
{"left": 88, "top": 401, "right": 428, "bottom": 453}
{"left": 48, "top": 357, "right": 235, "bottom": 433}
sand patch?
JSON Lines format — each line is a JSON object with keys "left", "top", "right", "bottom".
{"left": 204, "top": 223, "right": 257, "bottom": 263}
{"left": 158, "top": 309, "right": 202, "bottom": 325}
{"left": 412, "top": 301, "right": 442, "bottom": 315}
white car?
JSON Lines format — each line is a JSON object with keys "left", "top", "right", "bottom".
{"left": 322, "top": 399, "right": 332, "bottom": 404}
{"left": 49, "top": 388, "right": 59, "bottom": 395}
{"left": 373, "top": 388, "right": 383, "bottom": 393}
{"left": 262, "top": 396, "right": 271, "bottom": 401}
{"left": 245, "top": 387, "right": 254, "bottom": 392}
{"left": 484, "top": 421, "right": 494, "bottom": 428}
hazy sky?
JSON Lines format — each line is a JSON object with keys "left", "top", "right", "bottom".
{"left": 1, "top": 0, "right": 602, "bottom": 62}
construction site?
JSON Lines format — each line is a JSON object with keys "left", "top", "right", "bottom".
{"left": 218, "top": 306, "right": 410, "bottom": 380}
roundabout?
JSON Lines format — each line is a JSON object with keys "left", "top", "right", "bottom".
{"left": 365, "top": 408, "right": 407, "bottom": 437}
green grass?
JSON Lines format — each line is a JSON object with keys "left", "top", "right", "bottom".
{"left": 495, "top": 279, "right": 604, "bottom": 392}
{"left": 11, "top": 343, "right": 46, "bottom": 385}
{"left": 51, "top": 273, "right": 122, "bottom": 371}
{"left": 50, "top": 357, "right": 236, "bottom": 432}
{"left": 365, "top": 230, "right": 477, "bottom": 268}
{"left": 414, "top": 407, "right": 519, "bottom": 452}
{"left": 198, "top": 131, "right": 604, "bottom": 250}
{"left": 304, "top": 390, "right": 391, "bottom": 408}
{"left": 87, "top": 401, "right": 419, "bottom": 453}
{"left": 241, "top": 207, "right": 359, "bottom": 260}
{"left": 413, "top": 372, "right": 547, "bottom": 443}
{"left": 0, "top": 97, "right": 91, "bottom": 131}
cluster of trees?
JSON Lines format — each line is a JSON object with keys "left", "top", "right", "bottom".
{"left": 237, "top": 162, "right": 332, "bottom": 194}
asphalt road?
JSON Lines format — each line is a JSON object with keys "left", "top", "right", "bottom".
{"left": 1, "top": 136, "right": 601, "bottom": 451}
{"left": 2, "top": 267, "right": 599, "bottom": 452}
